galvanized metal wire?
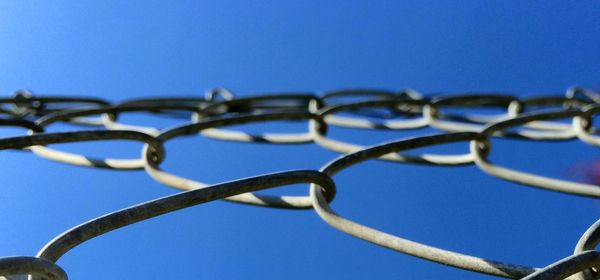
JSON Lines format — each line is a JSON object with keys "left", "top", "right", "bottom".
{"left": 1, "top": 87, "right": 600, "bottom": 279}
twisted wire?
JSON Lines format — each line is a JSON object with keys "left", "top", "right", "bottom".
{"left": 1, "top": 86, "right": 600, "bottom": 279}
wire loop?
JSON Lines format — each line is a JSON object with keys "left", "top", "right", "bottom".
{"left": 471, "top": 109, "right": 600, "bottom": 198}
{"left": 37, "top": 170, "right": 335, "bottom": 262}
{"left": 145, "top": 112, "right": 329, "bottom": 209}
{"left": 310, "top": 132, "right": 542, "bottom": 278}
{"left": 193, "top": 94, "right": 321, "bottom": 144}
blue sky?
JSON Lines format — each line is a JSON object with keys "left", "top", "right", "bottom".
{"left": 1, "top": 1, "right": 600, "bottom": 279}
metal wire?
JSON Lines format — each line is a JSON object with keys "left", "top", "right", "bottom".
{"left": 1, "top": 87, "right": 600, "bottom": 279}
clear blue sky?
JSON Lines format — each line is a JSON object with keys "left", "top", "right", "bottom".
{"left": 1, "top": 1, "right": 600, "bottom": 279}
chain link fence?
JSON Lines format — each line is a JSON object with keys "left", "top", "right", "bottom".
{"left": 1, "top": 86, "right": 600, "bottom": 280}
